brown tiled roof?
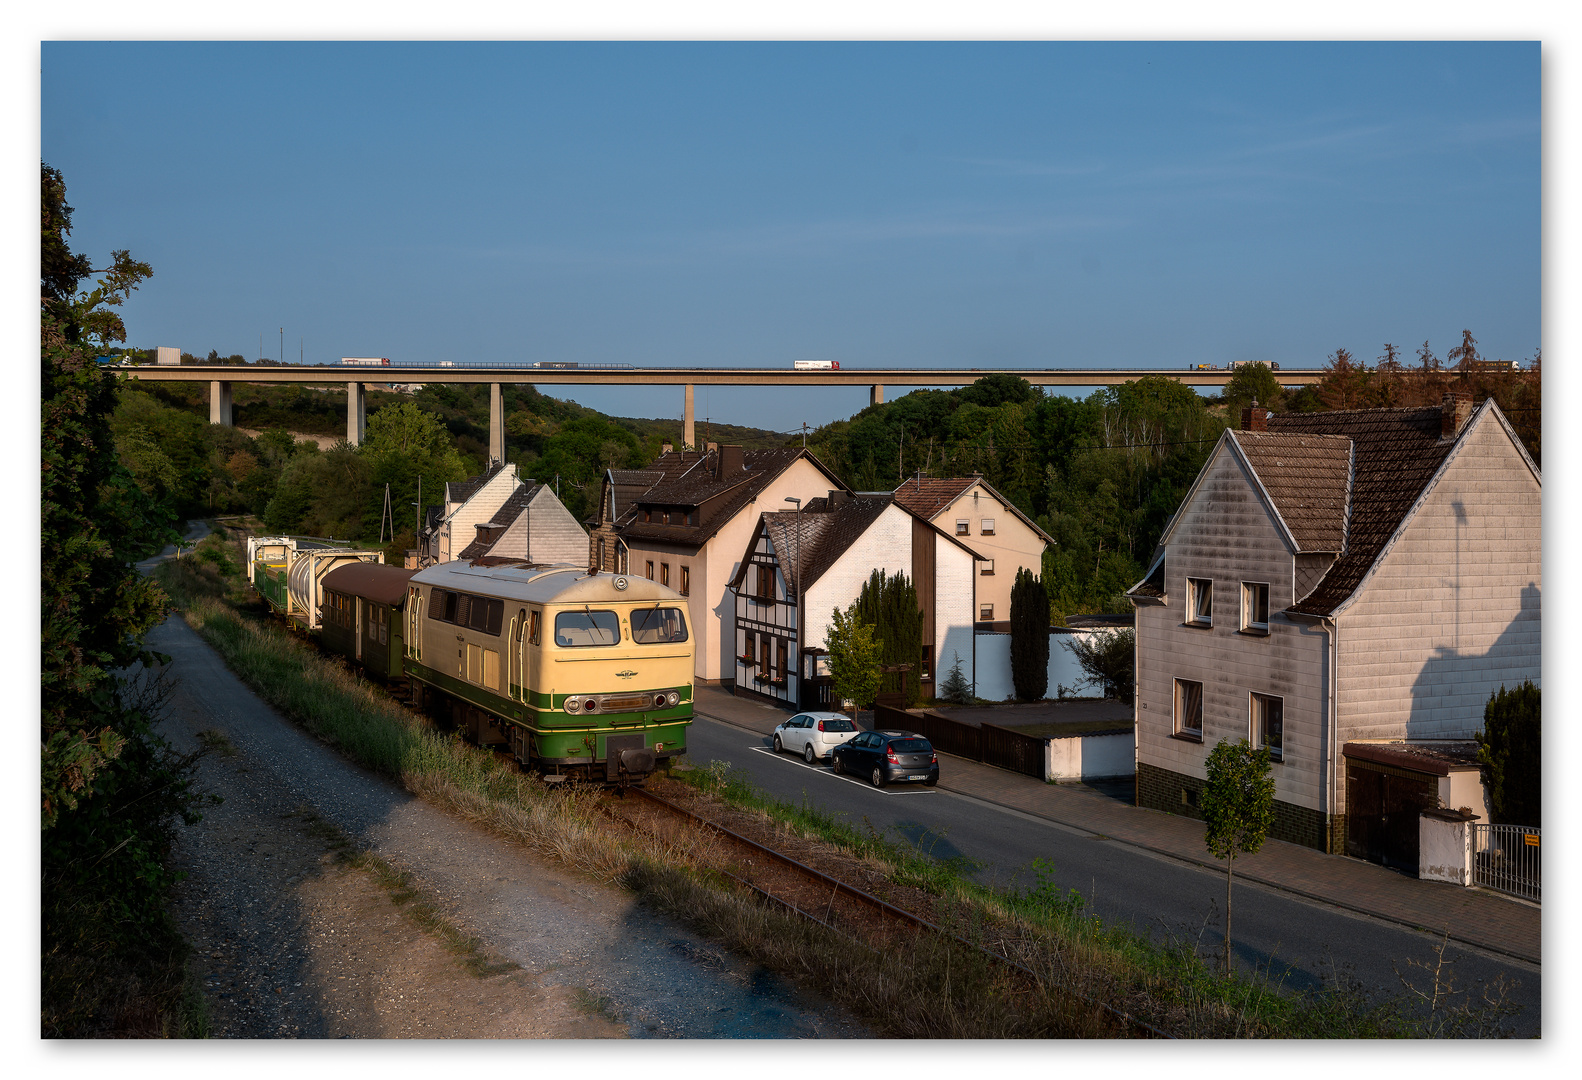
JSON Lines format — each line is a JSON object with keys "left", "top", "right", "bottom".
{"left": 620, "top": 447, "right": 838, "bottom": 548}
{"left": 774, "top": 496, "right": 892, "bottom": 591}
{"left": 1342, "top": 741, "right": 1481, "bottom": 776}
{"left": 1232, "top": 431, "right": 1351, "bottom": 553}
{"left": 892, "top": 476, "right": 976, "bottom": 519}
{"left": 1272, "top": 407, "right": 1455, "bottom": 617}
{"left": 456, "top": 483, "right": 544, "bottom": 561}
{"left": 892, "top": 473, "right": 1055, "bottom": 544}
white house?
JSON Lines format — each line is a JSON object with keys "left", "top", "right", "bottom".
{"left": 1126, "top": 396, "right": 1539, "bottom": 861}
{"left": 728, "top": 492, "right": 981, "bottom": 709}
{"left": 454, "top": 481, "right": 588, "bottom": 566}
{"left": 420, "top": 462, "right": 523, "bottom": 566}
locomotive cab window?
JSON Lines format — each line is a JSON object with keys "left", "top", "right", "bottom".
{"left": 554, "top": 610, "right": 621, "bottom": 647}
{"left": 631, "top": 607, "right": 688, "bottom": 644}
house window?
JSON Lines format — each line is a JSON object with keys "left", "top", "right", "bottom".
{"left": 981, "top": 559, "right": 994, "bottom": 575}
{"left": 758, "top": 634, "right": 770, "bottom": 677}
{"left": 919, "top": 649, "right": 932, "bottom": 681}
{"left": 645, "top": 560, "right": 655, "bottom": 580}
{"left": 643, "top": 510, "right": 652, "bottom": 523}
{"left": 1252, "top": 693, "right": 1284, "bottom": 761}
{"left": 981, "top": 518, "right": 995, "bottom": 535}
{"left": 1174, "top": 679, "right": 1204, "bottom": 739}
{"left": 661, "top": 562, "right": 670, "bottom": 587}
{"left": 742, "top": 634, "right": 755, "bottom": 665}
{"left": 956, "top": 518, "right": 970, "bottom": 535}
{"left": 1186, "top": 577, "right": 1212, "bottom": 625}
{"left": 680, "top": 566, "right": 690, "bottom": 596}
{"left": 777, "top": 639, "right": 789, "bottom": 681}
{"left": 980, "top": 604, "right": 994, "bottom": 621}
{"left": 757, "top": 564, "right": 775, "bottom": 600}
{"left": 688, "top": 510, "right": 699, "bottom": 526}
{"left": 1241, "top": 582, "right": 1270, "bottom": 633}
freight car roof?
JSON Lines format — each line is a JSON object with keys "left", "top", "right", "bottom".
{"left": 409, "top": 562, "right": 686, "bottom": 606}
{"left": 321, "top": 562, "right": 420, "bottom": 606}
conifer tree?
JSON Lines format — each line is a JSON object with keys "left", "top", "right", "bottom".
{"left": 854, "top": 569, "right": 924, "bottom": 707}
{"left": 1010, "top": 567, "right": 1049, "bottom": 701}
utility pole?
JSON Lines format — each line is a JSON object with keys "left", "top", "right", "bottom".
{"left": 784, "top": 496, "right": 802, "bottom": 705}
{"left": 379, "top": 483, "right": 394, "bottom": 544}
{"left": 280, "top": 327, "right": 283, "bottom": 365}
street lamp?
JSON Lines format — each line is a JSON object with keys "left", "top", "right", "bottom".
{"left": 784, "top": 496, "right": 801, "bottom": 704}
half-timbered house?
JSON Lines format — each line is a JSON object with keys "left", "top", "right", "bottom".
{"left": 729, "top": 492, "right": 983, "bottom": 708}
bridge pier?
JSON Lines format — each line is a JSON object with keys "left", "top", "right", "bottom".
{"left": 683, "top": 383, "right": 695, "bottom": 450}
{"left": 490, "top": 382, "right": 505, "bottom": 465}
{"left": 870, "top": 384, "right": 884, "bottom": 407}
{"left": 209, "top": 380, "right": 233, "bottom": 426}
{"left": 346, "top": 382, "right": 365, "bottom": 445}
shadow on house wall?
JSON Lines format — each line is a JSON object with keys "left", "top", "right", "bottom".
{"left": 1407, "top": 581, "right": 1540, "bottom": 740}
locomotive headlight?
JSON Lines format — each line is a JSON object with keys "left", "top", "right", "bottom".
{"left": 565, "top": 697, "right": 581, "bottom": 713}
{"left": 666, "top": 691, "right": 679, "bottom": 706}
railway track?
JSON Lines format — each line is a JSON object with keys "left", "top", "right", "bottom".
{"left": 607, "top": 783, "right": 1174, "bottom": 1039}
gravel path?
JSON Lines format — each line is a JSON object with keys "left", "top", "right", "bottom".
{"left": 152, "top": 612, "right": 868, "bottom": 1039}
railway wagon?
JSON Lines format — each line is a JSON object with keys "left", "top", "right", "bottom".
{"left": 320, "top": 562, "right": 418, "bottom": 682}
{"left": 403, "top": 561, "right": 693, "bottom": 782}
{"left": 247, "top": 535, "right": 383, "bottom": 629}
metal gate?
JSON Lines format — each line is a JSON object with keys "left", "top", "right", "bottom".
{"left": 1345, "top": 760, "right": 1436, "bottom": 873}
{"left": 1473, "top": 825, "right": 1541, "bottom": 903}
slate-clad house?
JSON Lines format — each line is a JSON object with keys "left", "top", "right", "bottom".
{"left": 419, "top": 462, "right": 522, "bottom": 566}
{"left": 587, "top": 445, "right": 850, "bottom": 683}
{"left": 729, "top": 492, "right": 982, "bottom": 709}
{"left": 454, "top": 481, "right": 588, "bottom": 566}
{"left": 892, "top": 474, "right": 1054, "bottom": 628}
{"left": 1127, "top": 395, "right": 1540, "bottom": 860}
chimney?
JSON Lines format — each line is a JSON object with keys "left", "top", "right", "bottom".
{"left": 1240, "top": 398, "right": 1269, "bottom": 432}
{"left": 828, "top": 489, "right": 852, "bottom": 508}
{"left": 1441, "top": 392, "right": 1472, "bottom": 439}
{"left": 660, "top": 441, "right": 673, "bottom": 455}
{"left": 717, "top": 444, "right": 744, "bottom": 478}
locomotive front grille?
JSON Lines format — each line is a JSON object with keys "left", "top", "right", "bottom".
{"left": 594, "top": 693, "right": 652, "bottom": 714}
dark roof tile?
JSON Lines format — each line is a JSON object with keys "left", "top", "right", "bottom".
{"left": 1232, "top": 431, "right": 1352, "bottom": 552}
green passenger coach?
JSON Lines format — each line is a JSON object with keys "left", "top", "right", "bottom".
{"left": 404, "top": 562, "right": 693, "bottom": 782}
{"left": 320, "top": 562, "right": 418, "bottom": 682}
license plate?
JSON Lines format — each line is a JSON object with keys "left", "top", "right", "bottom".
{"left": 907, "top": 774, "right": 928, "bottom": 781}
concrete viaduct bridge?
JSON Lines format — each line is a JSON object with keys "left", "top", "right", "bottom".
{"left": 127, "top": 363, "right": 1324, "bottom": 461}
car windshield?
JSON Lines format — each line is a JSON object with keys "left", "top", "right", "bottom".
{"left": 554, "top": 610, "right": 620, "bottom": 647}
{"left": 889, "top": 738, "right": 931, "bottom": 753}
{"left": 820, "top": 719, "right": 856, "bottom": 732}
{"left": 630, "top": 606, "right": 688, "bottom": 644}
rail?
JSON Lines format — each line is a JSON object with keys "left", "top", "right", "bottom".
{"left": 626, "top": 784, "right": 1173, "bottom": 1038}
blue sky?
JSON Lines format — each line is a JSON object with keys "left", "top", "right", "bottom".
{"left": 41, "top": 41, "right": 1538, "bottom": 433}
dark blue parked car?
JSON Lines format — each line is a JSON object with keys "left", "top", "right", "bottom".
{"left": 831, "top": 730, "right": 939, "bottom": 788}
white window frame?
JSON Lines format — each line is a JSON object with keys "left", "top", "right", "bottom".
{"left": 1186, "top": 577, "right": 1213, "bottom": 626}
{"left": 956, "top": 518, "right": 970, "bottom": 535}
{"left": 981, "top": 517, "right": 995, "bottom": 535}
{"left": 1174, "top": 678, "right": 1204, "bottom": 740}
{"left": 981, "top": 558, "right": 994, "bottom": 575}
{"left": 1251, "top": 692, "right": 1284, "bottom": 762}
{"left": 1241, "top": 581, "right": 1270, "bottom": 633}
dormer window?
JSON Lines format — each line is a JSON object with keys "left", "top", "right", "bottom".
{"left": 1187, "top": 578, "right": 1212, "bottom": 626}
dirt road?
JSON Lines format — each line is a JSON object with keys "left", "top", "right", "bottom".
{"left": 153, "top": 613, "right": 867, "bottom": 1039}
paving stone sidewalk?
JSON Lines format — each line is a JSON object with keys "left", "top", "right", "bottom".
{"left": 691, "top": 685, "right": 1540, "bottom": 967}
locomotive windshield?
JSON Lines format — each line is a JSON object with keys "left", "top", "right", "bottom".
{"left": 554, "top": 610, "right": 620, "bottom": 647}
{"left": 631, "top": 607, "right": 688, "bottom": 644}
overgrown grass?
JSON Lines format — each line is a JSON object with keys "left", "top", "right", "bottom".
{"left": 154, "top": 548, "right": 1522, "bottom": 1038}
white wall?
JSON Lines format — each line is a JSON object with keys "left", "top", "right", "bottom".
{"left": 442, "top": 465, "right": 519, "bottom": 563}
{"left": 1046, "top": 732, "right": 1136, "bottom": 781}
{"left": 972, "top": 629, "right": 1104, "bottom": 703}
{"left": 935, "top": 534, "right": 976, "bottom": 689}
{"left": 932, "top": 483, "right": 1047, "bottom": 621}
{"left": 804, "top": 503, "right": 914, "bottom": 654}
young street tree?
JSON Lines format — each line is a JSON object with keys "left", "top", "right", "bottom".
{"left": 825, "top": 602, "right": 882, "bottom": 716}
{"left": 1201, "top": 738, "right": 1276, "bottom": 976}
{"left": 1010, "top": 567, "right": 1049, "bottom": 701}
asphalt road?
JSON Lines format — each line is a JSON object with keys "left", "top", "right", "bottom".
{"left": 687, "top": 714, "right": 1541, "bottom": 1035}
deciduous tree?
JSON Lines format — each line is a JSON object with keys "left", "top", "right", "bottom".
{"left": 1202, "top": 738, "right": 1275, "bottom": 976}
{"left": 825, "top": 602, "right": 882, "bottom": 714}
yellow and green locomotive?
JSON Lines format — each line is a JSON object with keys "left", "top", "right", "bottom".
{"left": 403, "top": 561, "right": 693, "bottom": 782}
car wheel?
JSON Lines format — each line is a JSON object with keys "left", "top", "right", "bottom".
{"left": 925, "top": 775, "right": 938, "bottom": 788}
{"left": 833, "top": 756, "right": 844, "bottom": 775}
{"left": 772, "top": 734, "right": 783, "bottom": 753}
{"left": 804, "top": 743, "right": 816, "bottom": 764}
{"left": 870, "top": 766, "right": 886, "bottom": 789}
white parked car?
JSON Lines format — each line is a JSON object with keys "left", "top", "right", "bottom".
{"left": 771, "top": 711, "right": 861, "bottom": 764}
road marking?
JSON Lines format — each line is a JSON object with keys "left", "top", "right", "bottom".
{"left": 748, "top": 746, "right": 936, "bottom": 795}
